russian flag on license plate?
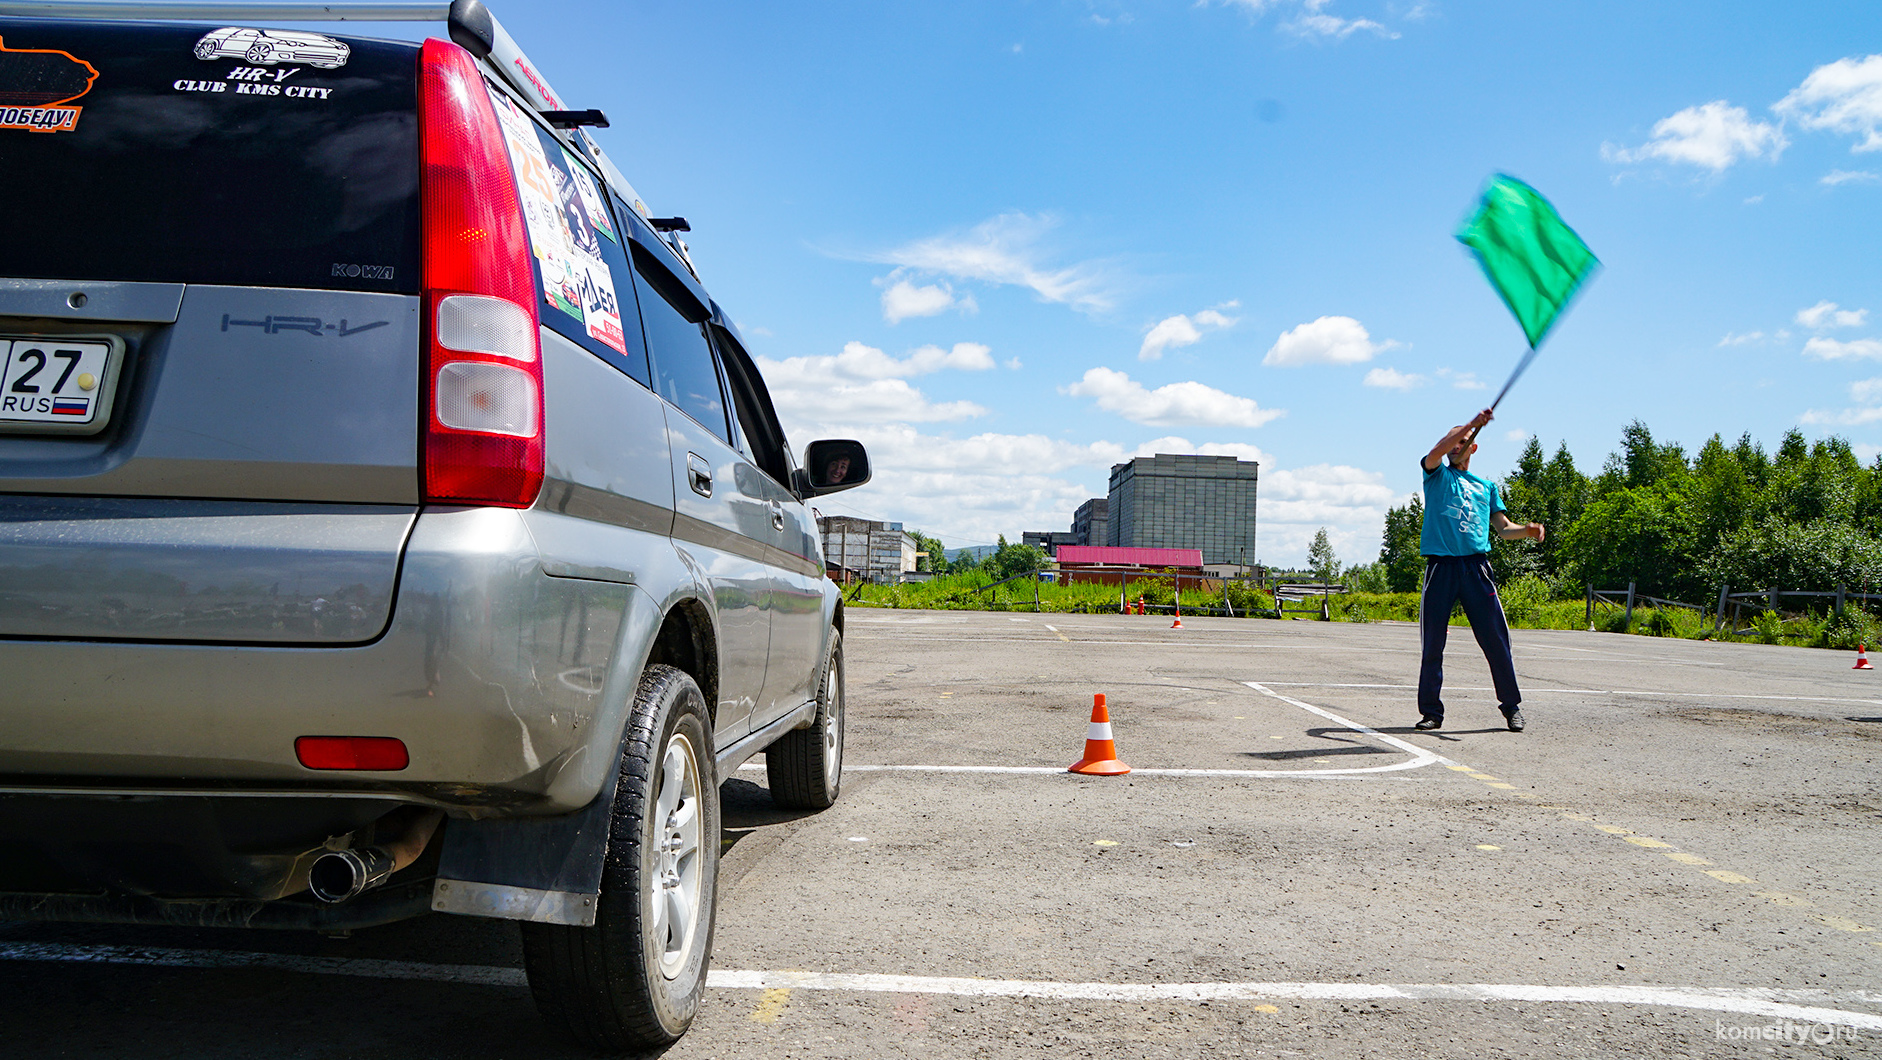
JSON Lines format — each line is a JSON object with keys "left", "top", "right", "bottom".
{"left": 51, "top": 398, "right": 87, "bottom": 416}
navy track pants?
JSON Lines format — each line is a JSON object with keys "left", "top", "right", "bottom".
{"left": 1418, "top": 554, "right": 1521, "bottom": 721}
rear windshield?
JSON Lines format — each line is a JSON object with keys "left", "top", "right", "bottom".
{"left": 0, "top": 19, "right": 419, "bottom": 293}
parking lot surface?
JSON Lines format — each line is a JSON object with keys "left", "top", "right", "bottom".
{"left": 5, "top": 610, "right": 1881, "bottom": 1058}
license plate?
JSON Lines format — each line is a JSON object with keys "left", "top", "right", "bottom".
{"left": 0, "top": 336, "right": 120, "bottom": 434}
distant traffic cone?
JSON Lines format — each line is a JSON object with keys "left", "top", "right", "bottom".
{"left": 1068, "top": 693, "right": 1131, "bottom": 775}
{"left": 1171, "top": 596, "right": 1183, "bottom": 629}
{"left": 1856, "top": 644, "right": 1874, "bottom": 670}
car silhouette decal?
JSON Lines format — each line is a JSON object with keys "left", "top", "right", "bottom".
{"left": 194, "top": 28, "right": 350, "bottom": 69}
{"left": 0, "top": 36, "right": 98, "bottom": 133}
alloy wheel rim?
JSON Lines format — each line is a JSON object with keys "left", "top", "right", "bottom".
{"left": 823, "top": 655, "right": 843, "bottom": 790}
{"left": 650, "top": 731, "right": 703, "bottom": 980}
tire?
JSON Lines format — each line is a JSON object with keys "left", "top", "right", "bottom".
{"left": 245, "top": 43, "right": 272, "bottom": 63}
{"left": 766, "top": 628, "right": 844, "bottom": 809}
{"left": 521, "top": 664, "right": 720, "bottom": 1050}
{"left": 193, "top": 41, "right": 218, "bottom": 60}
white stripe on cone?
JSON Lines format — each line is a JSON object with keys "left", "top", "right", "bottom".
{"left": 1087, "top": 721, "right": 1113, "bottom": 741}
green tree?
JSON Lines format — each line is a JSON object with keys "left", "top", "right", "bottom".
{"left": 908, "top": 530, "right": 949, "bottom": 573}
{"left": 1307, "top": 528, "right": 1340, "bottom": 583}
{"left": 1378, "top": 495, "right": 1424, "bottom": 593}
{"left": 1559, "top": 482, "right": 1703, "bottom": 600}
{"left": 985, "top": 537, "right": 1047, "bottom": 581}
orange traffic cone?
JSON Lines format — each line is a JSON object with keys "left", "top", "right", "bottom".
{"left": 1856, "top": 644, "right": 1874, "bottom": 670}
{"left": 1068, "top": 693, "right": 1131, "bottom": 775}
{"left": 1171, "top": 596, "right": 1183, "bottom": 629}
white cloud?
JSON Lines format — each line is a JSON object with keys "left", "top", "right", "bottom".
{"left": 1433, "top": 368, "right": 1487, "bottom": 390}
{"left": 1802, "top": 336, "right": 1882, "bottom": 361}
{"left": 1362, "top": 366, "right": 1424, "bottom": 390}
{"left": 1822, "top": 169, "right": 1880, "bottom": 186}
{"left": 1744, "top": 194, "right": 1765, "bottom": 204}
{"left": 1796, "top": 301, "right": 1869, "bottom": 330}
{"left": 1263, "top": 315, "right": 1398, "bottom": 366}
{"left": 879, "top": 277, "right": 977, "bottom": 324}
{"left": 1216, "top": 0, "right": 1399, "bottom": 41}
{"left": 1718, "top": 330, "right": 1766, "bottom": 346}
{"left": 1063, "top": 367, "right": 1285, "bottom": 428}
{"left": 773, "top": 413, "right": 1392, "bottom": 565}
{"left": 1850, "top": 377, "right": 1882, "bottom": 404}
{"left": 1801, "top": 406, "right": 1882, "bottom": 427}
{"left": 1600, "top": 101, "right": 1787, "bottom": 172}
{"left": 873, "top": 213, "right": 1123, "bottom": 314}
{"left": 1139, "top": 303, "right": 1239, "bottom": 360}
{"left": 1504, "top": 429, "right": 1530, "bottom": 443}
{"left": 757, "top": 341, "right": 999, "bottom": 426}
{"left": 1775, "top": 54, "right": 1882, "bottom": 153}
{"left": 1856, "top": 443, "right": 1882, "bottom": 463}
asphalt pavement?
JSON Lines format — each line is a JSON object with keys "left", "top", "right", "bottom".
{"left": 4, "top": 610, "right": 1880, "bottom": 1058}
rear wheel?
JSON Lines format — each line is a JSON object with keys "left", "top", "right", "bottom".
{"left": 522, "top": 664, "right": 719, "bottom": 1050}
{"left": 766, "top": 629, "right": 844, "bottom": 809}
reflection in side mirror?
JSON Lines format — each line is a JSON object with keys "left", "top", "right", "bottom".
{"left": 803, "top": 438, "right": 870, "bottom": 495}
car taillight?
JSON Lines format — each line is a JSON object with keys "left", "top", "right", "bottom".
{"left": 418, "top": 38, "right": 543, "bottom": 508}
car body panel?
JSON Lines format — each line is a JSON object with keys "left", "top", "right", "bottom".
{"left": 0, "top": 286, "right": 422, "bottom": 504}
{"left": 0, "top": 494, "right": 414, "bottom": 642}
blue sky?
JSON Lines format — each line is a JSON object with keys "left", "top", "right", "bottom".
{"left": 324, "top": 1, "right": 1878, "bottom": 565}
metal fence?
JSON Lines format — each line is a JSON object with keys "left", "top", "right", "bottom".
{"left": 1587, "top": 581, "right": 1882, "bottom": 634}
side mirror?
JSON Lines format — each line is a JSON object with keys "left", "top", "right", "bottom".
{"left": 796, "top": 439, "right": 871, "bottom": 496}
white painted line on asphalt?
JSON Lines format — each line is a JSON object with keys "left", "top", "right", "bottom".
{"left": 1257, "top": 682, "right": 1882, "bottom": 707}
{"left": 740, "top": 682, "right": 1443, "bottom": 778}
{"left": 5, "top": 942, "right": 1878, "bottom": 1029}
{"left": 1243, "top": 682, "right": 1454, "bottom": 767}
{"left": 739, "top": 763, "right": 1431, "bottom": 778}
{"left": 710, "top": 971, "right": 1882, "bottom": 1029}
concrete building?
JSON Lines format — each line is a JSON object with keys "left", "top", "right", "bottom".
{"left": 1021, "top": 530, "right": 1079, "bottom": 556}
{"left": 1072, "top": 498, "right": 1109, "bottom": 549}
{"left": 1105, "top": 454, "right": 1258, "bottom": 566}
{"left": 818, "top": 516, "right": 917, "bottom": 582}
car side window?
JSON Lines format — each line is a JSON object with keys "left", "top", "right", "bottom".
{"left": 485, "top": 86, "right": 651, "bottom": 388}
{"left": 712, "top": 326, "right": 794, "bottom": 487}
{"left": 632, "top": 243, "right": 730, "bottom": 445}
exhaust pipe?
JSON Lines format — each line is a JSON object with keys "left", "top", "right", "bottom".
{"left": 308, "top": 808, "right": 444, "bottom": 904}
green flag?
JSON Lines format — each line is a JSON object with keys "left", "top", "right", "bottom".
{"left": 1456, "top": 175, "right": 1599, "bottom": 349}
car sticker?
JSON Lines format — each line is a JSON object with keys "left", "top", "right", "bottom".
{"left": 193, "top": 28, "right": 350, "bottom": 70}
{"left": 545, "top": 142, "right": 626, "bottom": 352}
{"left": 488, "top": 88, "right": 584, "bottom": 322}
{"left": 562, "top": 146, "right": 617, "bottom": 243}
{"left": 0, "top": 36, "right": 99, "bottom": 133}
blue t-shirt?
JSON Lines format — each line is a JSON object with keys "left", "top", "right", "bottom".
{"left": 1420, "top": 459, "right": 1504, "bottom": 556}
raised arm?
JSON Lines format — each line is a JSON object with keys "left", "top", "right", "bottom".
{"left": 1422, "top": 408, "right": 1495, "bottom": 472}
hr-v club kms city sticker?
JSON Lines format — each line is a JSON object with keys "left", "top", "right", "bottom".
{"left": 0, "top": 36, "right": 98, "bottom": 133}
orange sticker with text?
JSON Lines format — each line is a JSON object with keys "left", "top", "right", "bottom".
{"left": 0, "top": 36, "right": 99, "bottom": 132}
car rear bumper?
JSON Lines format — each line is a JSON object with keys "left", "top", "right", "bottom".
{"left": 0, "top": 507, "right": 660, "bottom": 815}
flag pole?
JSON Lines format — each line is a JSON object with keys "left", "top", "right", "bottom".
{"left": 1488, "top": 344, "right": 1541, "bottom": 412}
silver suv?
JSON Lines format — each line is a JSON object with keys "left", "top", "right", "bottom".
{"left": 0, "top": 1, "right": 864, "bottom": 1049}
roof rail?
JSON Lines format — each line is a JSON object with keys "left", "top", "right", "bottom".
{"left": 0, "top": 0, "right": 655, "bottom": 219}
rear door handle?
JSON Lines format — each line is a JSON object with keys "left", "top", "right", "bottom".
{"left": 687, "top": 452, "right": 712, "bottom": 497}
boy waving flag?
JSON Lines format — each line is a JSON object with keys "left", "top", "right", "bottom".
{"left": 1414, "top": 408, "right": 1544, "bottom": 733}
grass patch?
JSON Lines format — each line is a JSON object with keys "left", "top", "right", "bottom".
{"left": 846, "top": 572, "right": 1879, "bottom": 652}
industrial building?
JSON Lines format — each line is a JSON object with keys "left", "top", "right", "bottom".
{"left": 817, "top": 516, "right": 918, "bottom": 583}
{"left": 1106, "top": 454, "right": 1258, "bottom": 566}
